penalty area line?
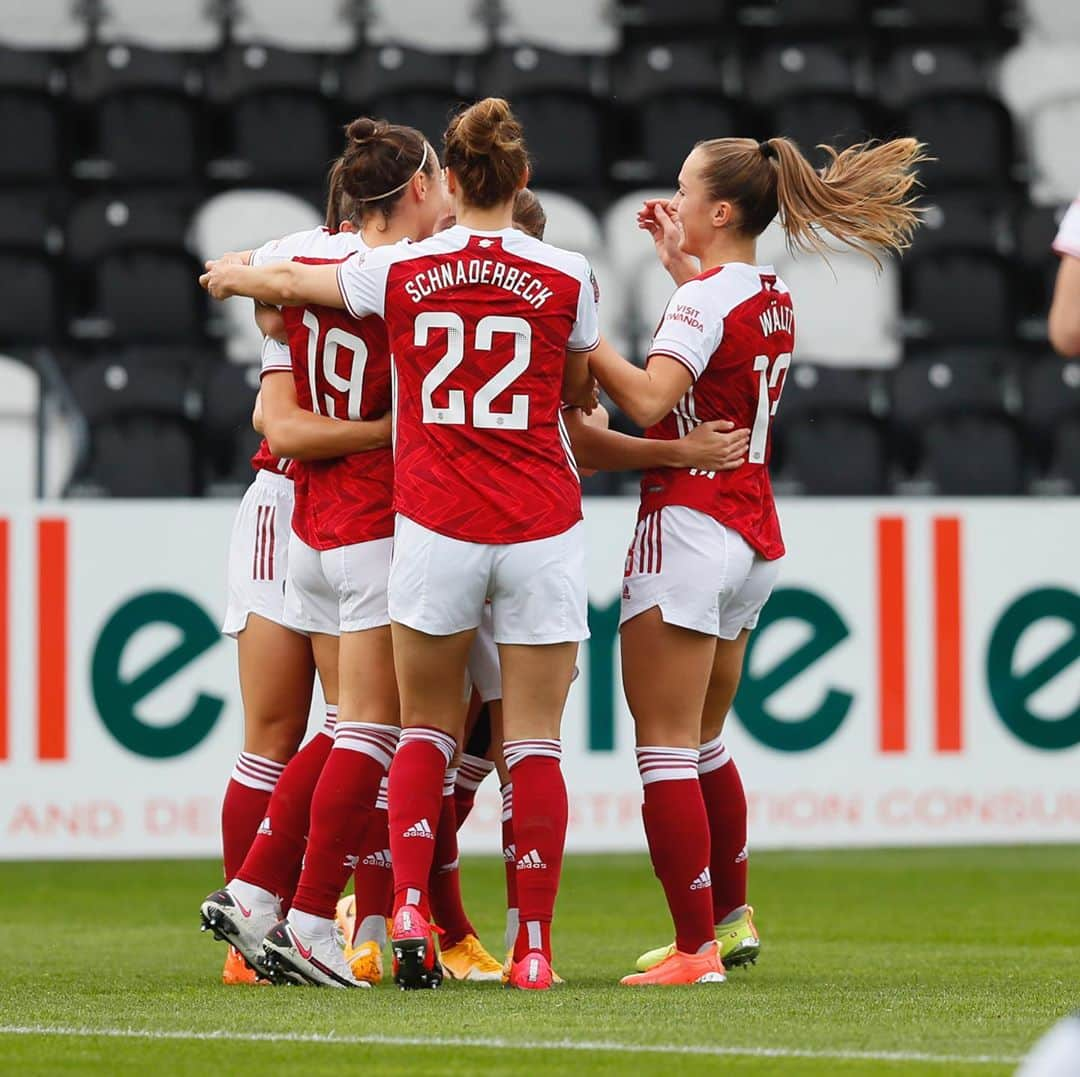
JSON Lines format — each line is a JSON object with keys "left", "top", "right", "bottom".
{"left": 0, "top": 1024, "right": 1021, "bottom": 1065}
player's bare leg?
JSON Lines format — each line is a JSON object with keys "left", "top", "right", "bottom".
{"left": 386, "top": 623, "right": 475, "bottom": 988}
{"left": 498, "top": 641, "right": 577, "bottom": 990}
{"left": 619, "top": 608, "right": 726, "bottom": 986}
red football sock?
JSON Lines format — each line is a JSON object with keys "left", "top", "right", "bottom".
{"left": 350, "top": 776, "right": 393, "bottom": 944}
{"left": 290, "top": 723, "right": 400, "bottom": 920}
{"left": 699, "top": 735, "right": 748, "bottom": 923}
{"left": 388, "top": 726, "right": 457, "bottom": 917}
{"left": 428, "top": 767, "right": 476, "bottom": 948}
{"left": 234, "top": 709, "right": 337, "bottom": 903}
{"left": 454, "top": 753, "right": 494, "bottom": 827}
{"left": 637, "top": 746, "right": 715, "bottom": 955}
{"left": 221, "top": 752, "right": 286, "bottom": 880}
{"left": 505, "top": 740, "right": 567, "bottom": 963}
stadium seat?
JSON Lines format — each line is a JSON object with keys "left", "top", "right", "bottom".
{"left": 919, "top": 416, "right": 1023, "bottom": 495}
{"left": 602, "top": 187, "right": 676, "bottom": 286}
{"left": 511, "top": 94, "right": 608, "bottom": 187}
{"left": 626, "top": 0, "right": 731, "bottom": 30}
{"left": 207, "top": 49, "right": 334, "bottom": 184}
{"left": 904, "top": 95, "right": 1014, "bottom": 189}
{"left": 776, "top": 249, "right": 901, "bottom": 367}
{"left": 1023, "top": 0, "right": 1080, "bottom": 41}
{"left": 1022, "top": 358, "right": 1080, "bottom": 463}
{"left": 189, "top": 190, "right": 323, "bottom": 362}
{"left": 71, "top": 251, "right": 207, "bottom": 345}
{"left": 529, "top": 190, "right": 603, "bottom": 255}
{"left": 878, "top": 46, "right": 988, "bottom": 108}
{"left": 67, "top": 358, "right": 201, "bottom": 496}
{"left": 778, "top": 363, "right": 879, "bottom": 425}
{"left": 891, "top": 352, "right": 1011, "bottom": 426}
{"left": 69, "top": 47, "right": 204, "bottom": 182}
{"left": 1046, "top": 419, "right": 1080, "bottom": 492}
{"left": 0, "top": 189, "right": 60, "bottom": 255}
{"left": 0, "top": 0, "right": 87, "bottom": 50}
{"left": 889, "top": 0, "right": 1001, "bottom": 29}
{"left": 0, "top": 90, "right": 60, "bottom": 182}
{"left": 745, "top": 0, "right": 864, "bottom": 28}
{"left": 910, "top": 192, "right": 1009, "bottom": 256}
{"left": 639, "top": 95, "right": 738, "bottom": 183}
{"left": 1015, "top": 203, "right": 1065, "bottom": 323}
{"left": 202, "top": 361, "right": 265, "bottom": 491}
{"left": 769, "top": 95, "right": 874, "bottom": 170}
{"left": 365, "top": 0, "right": 490, "bottom": 53}
{"left": 232, "top": 0, "right": 360, "bottom": 52}
{"left": 0, "top": 353, "right": 41, "bottom": 500}
{"left": 904, "top": 251, "right": 1014, "bottom": 343}
{"left": 775, "top": 415, "right": 887, "bottom": 495}
{"left": 617, "top": 41, "right": 726, "bottom": 98}
{"left": 340, "top": 47, "right": 465, "bottom": 105}
{"left": 747, "top": 44, "right": 857, "bottom": 107}
{"left": 497, "top": 0, "right": 619, "bottom": 53}
{"left": 96, "top": 0, "right": 223, "bottom": 50}
{"left": 67, "top": 191, "right": 193, "bottom": 262}
{"left": 0, "top": 255, "right": 57, "bottom": 344}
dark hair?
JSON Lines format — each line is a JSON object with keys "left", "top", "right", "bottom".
{"left": 324, "top": 155, "right": 357, "bottom": 230}
{"left": 336, "top": 116, "right": 435, "bottom": 228}
{"left": 512, "top": 188, "right": 546, "bottom": 240}
{"left": 443, "top": 97, "right": 529, "bottom": 209}
{"left": 696, "top": 136, "right": 928, "bottom": 267}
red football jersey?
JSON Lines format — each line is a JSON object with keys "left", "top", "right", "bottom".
{"left": 254, "top": 230, "right": 394, "bottom": 549}
{"left": 337, "top": 226, "right": 600, "bottom": 544}
{"left": 639, "top": 262, "right": 795, "bottom": 561}
{"left": 249, "top": 437, "right": 290, "bottom": 476}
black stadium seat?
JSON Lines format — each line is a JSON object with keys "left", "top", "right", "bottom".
{"left": 340, "top": 48, "right": 466, "bottom": 126}
{"left": 617, "top": 42, "right": 724, "bottom": 98}
{"left": 909, "top": 192, "right": 1008, "bottom": 257}
{"left": 770, "top": 95, "right": 874, "bottom": 169}
{"left": 202, "top": 361, "right": 264, "bottom": 490}
{"left": 747, "top": 44, "right": 857, "bottom": 107}
{"left": 69, "top": 47, "right": 203, "bottom": 182}
{"left": 67, "top": 359, "right": 201, "bottom": 497}
{"left": 0, "top": 254, "right": 58, "bottom": 344}
{"left": 776, "top": 415, "right": 888, "bottom": 495}
{"left": 920, "top": 416, "right": 1022, "bottom": 495}
{"left": 905, "top": 95, "right": 1014, "bottom": 189}
{"left": 904, "top": 251, "right": 1014, "bottom": 343}
{"left": 779, "top": 364, "right": 879, "bottom": 424}
{"left": 893, "top": 0, "right": 1001, "bottom": 29}
{"left": 66, "top": 192, "right": 193, "bottom": 262}
{"left": 879, "top": 46, "right": 987, "bottom": 108}
{"left": 0, "top": 91, "right": 60, "bottom": 182}
{"left": 640, "top": 95, "right": 738, "bottom": 183}
{"left": 1023, "top": 358, "right": 1080, "bottom": 467}
{"left": 1047, "top": 420, "right": 1080, "bottom": 493}
{"left": 628, "top": 0, "right": 731, "bottom": 30}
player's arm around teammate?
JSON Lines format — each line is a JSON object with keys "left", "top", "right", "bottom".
{"left": 1049, "top": 196, "right": 1080, "bottom": 357}
{"left": 590, "top": 136, "right": 926, "bottom": 987}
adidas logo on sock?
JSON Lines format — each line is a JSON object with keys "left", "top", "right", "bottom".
{"left": 437, "top": 858, "right": 459, "bottom": 875}
{"left": 690, "top": 867, "right": 712, "bottom": 891}
{"left": 503, "top": 843, "right": 516, "bottom": 864}
{"left": 362, "top": 849, "right": 392, "bottom": 868}
{"left": 402, "top": 819, "right": 434, "bottom": 839}
{"left": 256, "top": 817, "right": 272, "bottom": 837}
{"left": 516, "top": 848, "right": 547, "bottom": 870}
{"left": 343, "top": 854, "right": 360, "bottom": 870}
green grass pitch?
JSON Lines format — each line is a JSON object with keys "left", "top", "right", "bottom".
{"left": 1, "top": 847, "right": 1077, "bottom": 1075}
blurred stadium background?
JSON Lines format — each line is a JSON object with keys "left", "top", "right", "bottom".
{"left": 0, "top": 4, "right": 1077, "bottom": 1072}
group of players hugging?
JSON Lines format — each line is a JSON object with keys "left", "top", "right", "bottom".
{"left": 196, "top": 95, "right": 924, "bottom": 990}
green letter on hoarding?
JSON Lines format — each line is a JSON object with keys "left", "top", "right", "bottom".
{"left": 987, "top": 587, "right": 1080, "bottom": 750}
{"left": 734, "top": 588, "right": 853, "bottom": 751}
{"left": 586, "top": 597, "right": 620, "bottom": 751}
{"left": 92, "top": 591, "right": 224, "bottom": 758}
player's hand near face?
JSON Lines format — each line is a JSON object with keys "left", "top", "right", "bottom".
{"left": 638, "top": 199, "right": 699, "bottom": 286}
{"left": 674, "top": 420, "right": 750, "bottom": 471}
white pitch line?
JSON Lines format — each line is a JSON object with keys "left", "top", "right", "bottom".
{"left": 0, "top": 1025, "right": 1021, "bottom": 1067}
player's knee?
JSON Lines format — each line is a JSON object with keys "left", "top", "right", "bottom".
{"left": 244, "top": 710, "right": 308, "bottom": 761}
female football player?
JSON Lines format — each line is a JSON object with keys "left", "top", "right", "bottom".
{"left": 588, "top": 135, "right": 925, "bottom": 986}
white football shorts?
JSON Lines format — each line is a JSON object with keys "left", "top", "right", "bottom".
{"left": 283, "top": 531, "right": 393, "bottom": 636}
{"left": 389, "top": 514, "right": 589, "bottom": 645}
{"left": 222, "top": 469, "right": 295, "bottom": 637}
{"left": 620, "top": 505, "right": 781, "bottom": 639}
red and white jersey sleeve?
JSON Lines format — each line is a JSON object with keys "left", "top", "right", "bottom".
{"left": 251, "top": 226, "right": 365, "bottom": 267}
{"left": 1053, "top": 198, "right": 1080, "bottom": 259}
{"left": 639, "top": 262, "right": 795, "bottom": 561}
{"left": 260, "top": 335, "right": 292, "bottom": 376}
{"left": 341, "top": 225, "right": 595, "bottom": 544}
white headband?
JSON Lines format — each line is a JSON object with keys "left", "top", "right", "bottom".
{"left": 354, "top": 142, "right": 430, "bottom": 202}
